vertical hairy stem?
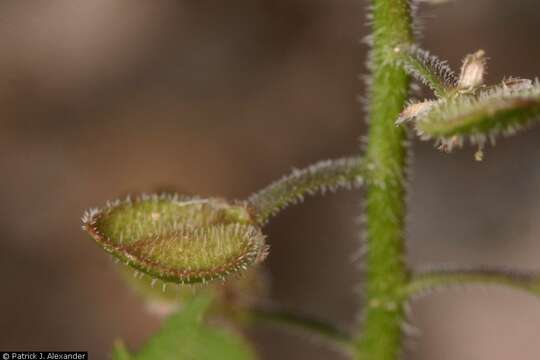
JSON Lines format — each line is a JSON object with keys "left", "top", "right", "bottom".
{"left": 356, "top": 1, "right": 414, "bottom": 359}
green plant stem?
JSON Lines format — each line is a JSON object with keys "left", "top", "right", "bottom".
{"left": 356, "top": 0, "right": 414, "bottom": 359}
{"left": 246, "top": 306, "right": 353, "bottom": 352}
{"left": 248, "top": 157, "right": 364, "bottom": 225}
{"left": 407, "top": 268, "right": 540, "bottom": 298}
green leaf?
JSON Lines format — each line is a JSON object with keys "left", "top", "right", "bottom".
{"left": 114, "top": 295, "right": 257, "bottom": 360}
{"left": 82, "top": 194, "right": 268, "bottom": 284}
{"left": 112, "top": 340, "right": 132, "bottom": 360}
{"left": 394, "top": 45, "right": 457, "bottom": 97}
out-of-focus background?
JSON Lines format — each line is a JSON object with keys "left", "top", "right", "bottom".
{"left": 1, "top": 0, "right": 540, "bottom": 359}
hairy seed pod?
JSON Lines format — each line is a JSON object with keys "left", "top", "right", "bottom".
{"left": 82, "top": 194, "right": 268, "bottom": 284}
{"left": 414, "top": 81, "right": 540, "bottom": 149}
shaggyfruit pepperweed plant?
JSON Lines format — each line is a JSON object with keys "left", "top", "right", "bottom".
{"left": 82, "top": 1, "right": 540, "bottom": 359}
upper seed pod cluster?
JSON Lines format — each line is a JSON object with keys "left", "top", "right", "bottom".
{"left": 82, "top": 194, "right": 268, "bottom": 285}
{"left": 394, "top": 46, "right": 540, "bottom": 158}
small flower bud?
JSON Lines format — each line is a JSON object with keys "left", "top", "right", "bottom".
{"left": 458, "top": 50, "right": 487, "bottom": 89}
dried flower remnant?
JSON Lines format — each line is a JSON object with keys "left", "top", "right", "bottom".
{"left": 502, "top": 77, "right": 533, "bottom": 91}
{"left": 474, "top": 144, "right": 484, "bottom": 162}
{"left": 458, "top": 50, "right": 487, "bottom": 90}
{"left": 396, "top": 100, "right": 436, "bottom": 124}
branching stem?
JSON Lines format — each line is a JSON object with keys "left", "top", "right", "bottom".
{"left": 247, "top": 157, "right": 364, "bottom": 225}
{"left": 247, "top": 306, "right": 354, "bottom": 352}
{"left": 407, "top": 267, "right": 540, "bottom": 299}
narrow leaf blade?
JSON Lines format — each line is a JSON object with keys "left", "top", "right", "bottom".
{"left": 394, "top": 45, "right": 457, "bottom": 97}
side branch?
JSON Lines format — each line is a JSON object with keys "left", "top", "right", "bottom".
{"left": 247, "top": 157, "right": 363, "bottom": 225}
{"left": 247, "top": 306, "right": 354, "bottom": 352}
{"left": 407, "top": 267, "right": 540, "bottom": 299}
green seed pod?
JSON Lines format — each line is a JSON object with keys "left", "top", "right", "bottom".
{"left": 82, "top": 194, "right": 268, "bottom": 285}
{"left": 414, "top": 81, "right": 540, "bottom": 151}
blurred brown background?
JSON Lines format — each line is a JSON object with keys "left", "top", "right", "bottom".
{"left": 1, "top": 0, "right": 540, "bottom": 359}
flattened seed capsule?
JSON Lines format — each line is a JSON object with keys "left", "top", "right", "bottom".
{"left": 82, "top": 194, "right": 268, "bottom": 284}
